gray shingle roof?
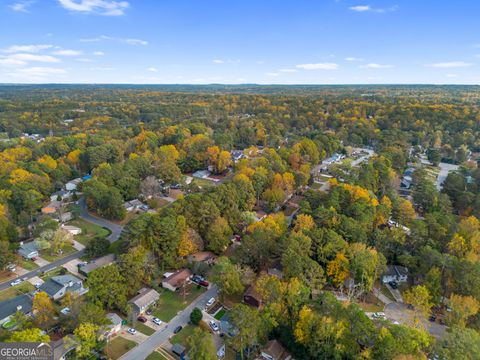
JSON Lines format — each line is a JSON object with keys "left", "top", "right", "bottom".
{"left": 0, "top": 294, "right": 33, "bottom": 321}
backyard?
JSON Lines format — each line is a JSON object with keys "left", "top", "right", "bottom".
{"left": 170, "top": 324, "right": 196, "bottom": 347}
{"left": 104, "top": 336, "right": 136, "bottom": 360}
{"left": 68, "top": 219, "right": 110, "bottom": 245}
{"left": 152, "top": 285, "right": 206, "bottom": 322}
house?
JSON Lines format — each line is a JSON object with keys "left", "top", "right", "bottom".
{"left": 161, "top": 269, "right": 192, "bottom": 292}
{"left": 78, "top": 254, "right": 115, "bottom": 277}
{"left": 65, "top": 178, "right": 82, "bottom": 191}
{"left": 243, "top": 285, "right": 262, "bottom": 308}
{"left": 41, "top": 206, "right": 57, "bottom": 215}
{"left": 18, "top": 242, "right": 39, "bottom": 260}
{"left": 61, "top": 224, "right": 81, "bottom": 235}
{"left": 59, "top": 212, "right": 73, "bottom": 223}
{"left": 192, "top": 170, "right": 211, "bottom": 179}
{"left": 231, "top": 150, "right": 246, "bottom": 162}
{"left": 105, "top": 313, "right": 123, "bottom": 337}
{"left": 254, "top": 210, "right": 267, "bottom": 222}
{"left": 0, "top": 294, "right": 33, "bottom": 326}
{"left": 124, "top": 199, "right": 145, "bottom": 212}
{"left": 387, "top": 219, "right": 411, "bottom": 235}
{"left": 39, "top": 274, "right": 87, "bottom": 300}
{"left": 50, "top": 190, "right": 71, "bottom": 202}
{"left": 382, "top": 265, "right": 409, "bottom": 284}
{"left": 188, "top": 251, "right": 216, "bottom": 265}
{"left": 261, "top": 340, "right": 292, "bottom": 360}
{"left": 128, "top": 288, "right": 160, "bottom": 315}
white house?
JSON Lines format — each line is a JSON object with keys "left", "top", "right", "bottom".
{"left": 105, "top": 313, "right": 122, "bottom": 337}
{"left": 39, "top": 274, "right": 88, "bottom": 300}
{"left": 18, "top": 242, "right": 39, "bottom": 260}
{"left": 382, "top": 265, "right": 409, "bottom": 284}
{"left": 65, "top": 178, "right": 82, "bottom": 191}
{"left": 61, "top": 225, "right": 82, "bottom": 235}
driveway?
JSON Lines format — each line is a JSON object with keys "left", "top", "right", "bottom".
{"left": 78, "top": 197, "right": 124, "bottom": 242}
{"left": 62, "top": 258, "right": 84, "bottom": 277}
{"left": 120, "top": 285, "right": 218, "bottom": 360}
{"left": 120, "top": 326, "right": 149, "bottom": 344}
{"left": 436, "top": 162, "right": 459, "bottom": 190}
{"left": 27, "top": 276, "right": 43, "bottom": 287}
{"left": 33, "top": 257, "right": 50, "bottom": 267}
{"left": 373, "top": 287, "right": 393, "bottom": 305}
{"left": 384, "top": 302, "right": 447, "bottom": 339}
{"left": 72, "top": 240, "right": 85, "bottom": 251}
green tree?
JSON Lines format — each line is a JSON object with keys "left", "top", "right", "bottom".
{"left": 439, "top": 327, "right": 480, "bottom": 360}
{"left": 86, "top": 265, "right": 128, "bottom": 311}
{"left": 404, "top": 285, "right": 433, "bottom": 328}
{"left": 205, "top": 216, "right": 233, "bottom": 254}
{"left": 190, "top": 307, "right": 203, "bottom": 325}
{"left": 187, "top": 327, "right": 217, "bottom": 360}
{"left": 73, "top": 323, "right": 99, "bottom": 359}
{"left": 7, "top": 328, "right": 50, "bottom": 342}
{"left": 230, "top": 304, "right": 261, "bottom": 360}
{"left": 84, "top": 236, "right": 110, "bottom": 259}
{"left": 210, "top": 256, "right": 244, "bottom": 301}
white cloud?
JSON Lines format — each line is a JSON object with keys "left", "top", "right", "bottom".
{"left": 349, "top": 4, "right": 398, "bottom": 13}
{"left": 90, "top": 66, "right": 116, "bottom": 71}
{"left": 213, "top": 59, "right": 224, "bottom": 64}
{"left": 93, "top": 51, "right": 105, "bottom": 56}
{"left": 279, "top": 68, "right": 298, "bottom": 73}
{"left": 80, "top": 35, "right": 148, "bottom": 45}
{"left": 2, "top": 44, "right": 53, "bottom": 53}
{"left": 345, "top": 57, "right": 362, "bottom": 61}
{"left": 75, "top": 58, "right": 94, "bottom": 62}
{"left": 10, "top": 1, "right": 34, "bottom": 12}
{"left": 57, "top": 0, "right": 129, "bottom": 16}
{"left": 296, "top": 63, "right": 339, "bottom": 70}
{"left": 52, "top": 49, "right": 83, "bottom": 56}
{"left": 360, "top": 63, "right": 394, "bottom": 69}
{"left": 446, "top": 73, "right": 457, "bottom": 78}
{"left": 265, "top": 72, "right": 279, "bottom": 77}
{"left": 427, "top": 61, "right": 472, "bottom": 68}
{"left": 6, "top": 66, "right": 67, "bottom": 81}
{"left": 0, "top": 58, "right": 26, "bottom": 66}
{"left": 0, "top": 53, "right": 61, "bottom": 64}
{"left": 147, "top": 67, "right": 158, "bottom": 72}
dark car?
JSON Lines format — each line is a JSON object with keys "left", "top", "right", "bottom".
{"left": 388, "top": 281, "right": 398, "bottom": 289}
{"left": 429, "top": 315, "right": 436, "bottom": 322}
{"left": 199, "top": 280, "right": 209, "bottom": 287}
{"left": 192, "top": 275, "right": 203, "bottom": 284}
{"left": 173, "top": 325, "right": 183, "bottom": 334}
{"left": 137, "top": 316, "right": 147, "bottom": 323}
{"left": 146, "top": 309, "right": 152, "bottom": 315}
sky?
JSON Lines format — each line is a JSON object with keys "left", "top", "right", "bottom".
{"left": 0, "top": 0, "right": 479, "bottom": 84}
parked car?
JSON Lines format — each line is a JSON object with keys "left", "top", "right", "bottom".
{"left": 206, "top": 297, "right": 215, "bottom": 307}
{"left": 199, "top": 280, "right": 209, "bottom": 288}
{"left": 429, "top": 315, "right": 436, "bottom": 322}
{"left": 388, "top": 281, "right": 398, "bottom": 289}
{"left": 146, "top": 309, "right": 152, "bottom": 315}
{"left": 192, "top": 275, "right": 204, "bottom": 284}
{"left": 372, "top": 312, "right": 386, "bottom": 319}
{"left": 127, "top": 328, "right": 137, "bottom": 335}
{"left": 152, "top": 318, "right": 162, "bottom": 325}
{"left": 60, "top": 307, "right": 71, "bottom": 315}
{"left": 137, "top": 316, "right": 147, "bottom": 323}
{"left": 209, "top": 320, "right": 219, "bottom": 332}
{"left": 10, "top": 279, "right": 22, "bottom": 287}
{"left": 173, "top": 325, "right": 183, "bottom": 334}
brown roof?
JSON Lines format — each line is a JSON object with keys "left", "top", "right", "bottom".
{"left": 41, "top": 207, "right": 56, "bottom": 214}
{"left": 128, "top": 288, "right": 160, "bottom": 309}
{"left": 162, "top": 269, "right": 192, "bottom": 288}
{"left": 262, "top": 340, "right": 291, "bottom": 360}
{"left": 190, "top": 251, "right": 215, "bottom": 262}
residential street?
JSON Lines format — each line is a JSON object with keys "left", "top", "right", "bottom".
{"left": 120, "top": 285, "right": 218, "bottom": 360}
{"left": 78, "top": 197, "right": 124, "bottom": 242}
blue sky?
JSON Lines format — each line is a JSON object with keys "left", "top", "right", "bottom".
{"left": 0, "top": 0, "right": 479, "bottom": 84}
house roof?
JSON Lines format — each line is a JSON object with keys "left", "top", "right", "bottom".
{"left": 41, "top": 207, "right": 56, "bottom": 214}
{"left": 384, "top": 265, "right": 409, "bottom": 277}
{"left": 106, "top": 312, "right": 123, "bottom": 326}
{"left": 62, "top": 225, "right": 80, "bottom": 232}
{"left": 18, "top": 242, "right": 38, "bottom": 257}
{"left": 189, "top": 251, "right": 215, "bottom": 262}
{"left": 80, "top": 254, "right": 115, "bottom": 275}
{"left": 0, "top": 294, "right": 33, "bottom": 321}
{"left": 128, "top": 288, "right": 160, "bottom": 309}
{"left": 162, "top": 269, "right": 192, "bottom": 288}
{"left": 39, "top": 275, "right": 82, "bottom": 297}
{"left": 171, "top": 344, "right": 186, "bottom": 355}
{"left": 262, "top": 340, "right": 290, "bottom": 360}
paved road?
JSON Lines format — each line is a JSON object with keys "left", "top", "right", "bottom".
{"left": 0, "top": 198, "right": 124, "bottom": 291}
{"left": 436, "top": 162, "right": 459, "bottom": 191}
{"left": 120, "top": 285, "right": 218, "bottom": 360}
{"left": 78, "top": 197, "right": 124, "bottom": 242}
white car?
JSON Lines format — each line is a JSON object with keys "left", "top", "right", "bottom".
{"left": 127, "top": 328, "right": 137, "bottom": 335}
{"left": 209, "top": 320, "right": 219, "bottom": 332}
{"left": 60, "top": 307, "right": 71, "bottom": 315}
{"left": 372, "top": 312, "right": 386, "bottom": 319}
{"left": 152, "top": 317, "right": 162, "bottom": 325}
{"left": 206, "top": 297, "right": 215, "bottom": 307}
{"left": 10, "top": 279, "right": 22, "bottom": 287}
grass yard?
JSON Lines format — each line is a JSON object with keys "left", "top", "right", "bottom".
{"left": 380, "top": 283, "right": 396, "bottom": 302}
{"left": 214, "top": 308, "right": 226, "bottom": 320}
{"left": 0, "top": 282, "right": 35, "bottom": 301}
{"left": 19, "top": 259, "right": 39, "bottom": 271}
{"left": 146, "top": 351, "right": 169, "bottom": 360}
{"left": 356, "top": 292, "right": 385, "bottom": 312}
{"left": 170, "top": 324, "right": 196, "bottom": 346}
{"left": 68, "top": 219, "right": 110, "bottom": 245}
{"left": 40, "top": 267, "right": 67, "bottom": 280}
{"left": 40, "top": 244, "right": 77, "bottom": 262}
{"left": 152, "top": 285, "right": 206, "bottom": 322}
{"left": 105, "top": 336, "right": 136, "bottom": 360}
{"left": 108, "top": 239, "right": 125, "bottom": 255}
{"left": 129, "top": 321, "right": 156, "bottom": 336}
{"left": 0, "top": 270, "right": 17, "bottom": 283}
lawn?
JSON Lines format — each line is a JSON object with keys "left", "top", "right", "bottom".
{"left": 146, "top": 351, "right": 169, "bottom": 360}
{"left": 0, "top": 282, "right": 35, "bottom": 301}
{"left": 129, "top": 321, "right": 156, "bottom": 336}
{"left": 40, "top": 267, "right": 67, "bottom": 280}
{"left": 214, "top": 309, "right": 226, "bottom": 320}
{"left": 356, "top": 293, "right": 385, "bottom": 312}
{"left": 0, "top": 270, "right": 17, "bottom": 283}
{"left": 40, "top": 244, "right": 77, "bottom": 262}
{"left": 68, "top": 219, "right": 110, "bottom": 245}
{"left": 170, "top": 324, "right": 196, "bottom": 346}
{"left": 19, "top": 259, "right": 39, "bottom": 271}
{"left": 380, "top": 283, "right": 396, "bottom": 302}
{"left": 108, "top": 239, "right": 125, "bottom": 255}
{"left": 152, "top": 285, "right": 206, "bottom": 322}
{"left": 105, "top": 336, "right": 136, "bottom": 360}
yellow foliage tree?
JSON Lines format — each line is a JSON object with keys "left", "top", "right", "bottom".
{"left": 327, "top": 253, "right": 350, "bottom": 287}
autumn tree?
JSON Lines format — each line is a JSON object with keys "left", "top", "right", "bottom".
{"left": 210, "top": 256, "right": 244, "bottom": 300}
{"left": 32, "top": 291, "right": 56, "bottom": 329}
{"left": 447, "top": 294, "right": 479, "bottom": 328}
{"left": 403, "top": 285, "right": 433, "bottom": 328}
{"left": 187, "top": 328, "right": 217, "bottom": 360}
{"left": 7, "top": 328, "right": 50, "bottom": 343}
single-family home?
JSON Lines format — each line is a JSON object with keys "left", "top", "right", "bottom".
{"left": 382, "top": 265, "right": 409, "bottom": 284}
{"left": 124, "top": 199, "right": 145, "bottom": 212}
{"left": 58, "top": 212, "right": 73, "bottom": 223}
{"left": 192, "top": 170, "right": 211, "bottom": 179}
{"left": 78, "top": 254, "right": 115, "bottom": 277}
{"left": 105, "top": 313, "right": 123, "bottom": 338}
{"left": 41, "top": 206, "right": 57, "bottom": 215}
{"left": 187, "top": 251, "right": 216, "bottom": 265}
{"left": 65, "top": 178, "right": 82, "bottom": 191}
{"left": 0, "top": 294, "right": 33, "bottom": 326}
{"left": 18, "top": 242, "right": 39, "bottom": 260}
{"left": 161, "top": 269, "right": 192, "bottom": 292}
{"left": 231, "top": 150, "right": 246, "bottom": 162}
{"left": 128, "top": 288, "right": 160, "bottom": 316}
{"left": 243, "top": 285, "right": 262, "bottom": 308}
{"left": 254, "top": 210, "right": 267, "bottom": 222}
{"left": 260, "top": 340, "right": 292, "bottom": 360}
{"left": 50, "top": 190, "right": 71, "bottom": 202}
{"left": 61, "top": 224, "right": 81, "bottom": 235}
{"left": 39, "top": 274, "right": 88, "bottom": 300}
